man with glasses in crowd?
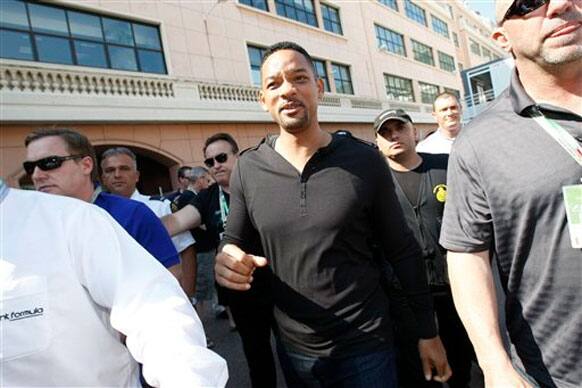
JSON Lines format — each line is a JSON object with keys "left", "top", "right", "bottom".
{"left": 440, "top": 0, "right": 581, "bottom": 387}
{"left": 163, "top": 133, "right": 277, "bottom": 388}
{"left": 23, "top": 128, "right": 182, "bottom": 279}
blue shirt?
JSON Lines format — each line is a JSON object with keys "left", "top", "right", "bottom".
{"left": 95, "top": 191, "right": 179, "bottom": 268}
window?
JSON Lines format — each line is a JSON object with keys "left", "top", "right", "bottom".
{"left": 247, "top": 45, "right": 266, "bottom": 86}
{"left": 0, "top": 0, "right": 166, "bottom": 73}
{"left": 332, "top": 63, "right": 353, "bottom": 94}
{"left": 452, "top": 32, "right": 459, "bottom": 47}
{"left": 482, "top": 47, "right": 492, "bottom": 60}
{"left": 411, "top": 40, "right": 434, "bottom": 66}
{"left": 444, "top": 88, "right": 460, "bottom": 99}
{"left": 405, "top": 0, "right": 427, "bottom": 26}
{"left": 384, "top": 74, "right": 414, "bottom": 102}
{"left": 375, "top": 25, "right": 405, "bottom": 57}
{"left": 239, "top": 0, "right": 269, "bottom": 11}
{"left": 313, "top": 59, "right": 330, "bottom": 92}
{"left": 438, "top": 51, "right": 455, "bottom": 72}
{"left": 470, "top": 39, "right": 481, "bottom": 56}
{"left": 378, "top": 0, "right": 398, "bottom": 11}
{"left": 419, "top": 82, "right": 439, "bottom": 104}
{"left": 275, "top": 0, "right": 317, "bottom": 27}
{"left": 321, "top": 3, "right": 342, "bottom": 35}
{"left": 431, "top": 15, "right": 449, "bottom": 39}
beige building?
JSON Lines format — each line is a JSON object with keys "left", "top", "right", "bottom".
{"left": 0, "top": 0, "right": 505, "bottom": 192}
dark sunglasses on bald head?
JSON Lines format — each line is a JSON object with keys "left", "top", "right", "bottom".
{"left": 23, "top": 154, "right": 85, "bottom": 175}
{"left": 204, "top": 152, "right": 229, "bottom": 168}
{"left": 502, "top": 0, "right": 548, "bottom": 22}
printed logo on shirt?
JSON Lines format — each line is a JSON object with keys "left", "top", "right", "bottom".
{"left": 433, "top": 184, "right": 447, "bottom": 203}
{"left": 0, "top": 306, "right": 44, "bottom": 322}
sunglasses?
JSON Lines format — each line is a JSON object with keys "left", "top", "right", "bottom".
{"left": 204, "top": 152, "right": 229, "bottom": 168}
{"left": 502, "top": 0, "right": 548, "bottom": 22}
{"left": 23, "top": 154, "right": 85, "bottom": 175}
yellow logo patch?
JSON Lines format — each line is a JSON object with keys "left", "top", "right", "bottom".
{"left": 433, "top": 184, "right": 447, "bottom": 203}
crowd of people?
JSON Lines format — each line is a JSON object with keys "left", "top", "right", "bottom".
{"left": 2, "top": 0, "right": 581, "bottom": 387}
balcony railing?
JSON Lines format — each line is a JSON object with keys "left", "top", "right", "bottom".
{"left": 0, "top": 64, "right": 174, "bottom": 98}
{"left": 0, "top": 61, "right": 436, "bottom": 123}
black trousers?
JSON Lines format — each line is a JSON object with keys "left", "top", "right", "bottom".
{"left": 224, "top": 285, "right": 277, "bottom": 388}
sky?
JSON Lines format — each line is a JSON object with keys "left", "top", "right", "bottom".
{"left": 464, "top": 0, "right": 496, "bottom": 23}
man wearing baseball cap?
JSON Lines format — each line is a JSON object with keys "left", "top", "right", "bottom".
{"left": 440, "top": 0, "right": 581, "bottom": 387}
{"left": 375, "top": 109, "right": 476, "bottom": 388}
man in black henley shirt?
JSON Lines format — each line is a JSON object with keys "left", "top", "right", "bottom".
{"left": 215, "top": 41, "right": 450, "bottom": 387}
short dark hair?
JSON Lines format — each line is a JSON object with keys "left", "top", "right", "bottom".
{"left": 177, "top": 165, "right": 192, "bottom": 179}
{"left": 261, "top": 41, "right": 317, "bottom": 79}
{"left": 24, "top": 128, "right": 98, "bottom": 181}
{"left": 203, "top": 133, "right": 239, "bottom": 156}
{"left": 432, "top": 92, "right": 461, "bottom": 111}
{"left": 100, "top": 147, "right": 137, "bottom": 170}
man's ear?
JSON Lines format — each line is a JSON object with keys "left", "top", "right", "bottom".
{"left": 492, "top": 26, "right": 512, "bottom": 53}
{"left": 80, "top": 156, "right": 94, "bottom": 177}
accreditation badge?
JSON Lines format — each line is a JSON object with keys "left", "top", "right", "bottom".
{"left": 563, "top": 184, "right": 582, "bottom": 248}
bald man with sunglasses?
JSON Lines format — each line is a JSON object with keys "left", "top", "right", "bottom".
{"left": 440, "top": 1, "right": 582, "bottom": 387}
{"left": 163, "top": 133, "right": 278, "bottom": 388}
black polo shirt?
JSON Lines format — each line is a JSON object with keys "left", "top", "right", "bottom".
{"left": 440, "top": 70, "right": 582, "bottom": 387}
{"left": 223, "top": 132, "right": 435, "bottom": 358}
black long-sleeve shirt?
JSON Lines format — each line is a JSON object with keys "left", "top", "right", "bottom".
{"left": 223, "top": 132, "right": 435, "bottom": 357}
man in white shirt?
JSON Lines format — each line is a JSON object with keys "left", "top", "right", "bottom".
{"left": 100, "top": 147, "right": 197, "bottom": 298}
{"left": 0, "top": 179, "right": 228, "bottom": 387}
{"left": 416, "top": 92, "right": 463, "bottom": 154}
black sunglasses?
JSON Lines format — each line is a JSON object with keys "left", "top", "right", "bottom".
{"left": 204, "top": 152, "right": 229, "bottom": 168}
{"left": 502, "top": 0, "right": 548, "bottom": 22}
{"left": 23, "top": 154, "right": 85, "bottom": 175}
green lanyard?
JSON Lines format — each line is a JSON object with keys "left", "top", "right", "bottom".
{"left": 219, "top": 186, "right": 229, "bottom": 227}
{"left": 529, "top": 107, "right": 582, "bottom": 167}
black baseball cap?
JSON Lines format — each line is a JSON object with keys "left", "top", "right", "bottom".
{"left": 373, "top": 109, "right": 413, "bottom": 132}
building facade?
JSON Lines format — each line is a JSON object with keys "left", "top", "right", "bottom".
{"left": 0, "top": 0, "right": 506, "bottom": 192}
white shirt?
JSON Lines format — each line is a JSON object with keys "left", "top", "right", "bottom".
{"left": 131, "top": 190, "right": 195, "bottom": 253}
{"left": 416, "top": 128, "right": 455, "bottom": 154}
{"left": 1, "top": 188, "right": 228, "bottom": 387}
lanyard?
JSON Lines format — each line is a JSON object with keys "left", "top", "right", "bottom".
{"left": 0, "top": 179, "right": 9, "bottom": 204}
{"left": 218, "top": 186, "right": 229, "bottom": 226}
{"left": 529, "top": 107, "right": 582, "bottom": 166}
